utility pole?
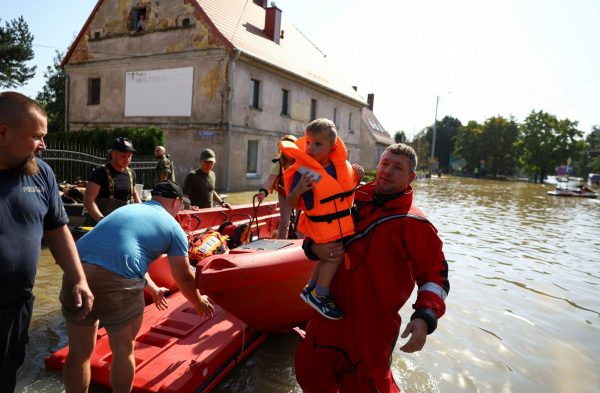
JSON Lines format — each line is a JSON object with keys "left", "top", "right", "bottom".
{"left": 430, "top": 95, "right": 439, "bottom": 173}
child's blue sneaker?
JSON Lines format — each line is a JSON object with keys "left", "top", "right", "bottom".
{"left": 306, "top": 290, "right": 343, "bottom": 320}
{"left": 300, "top": 285, "right": 314, "bottom": 303}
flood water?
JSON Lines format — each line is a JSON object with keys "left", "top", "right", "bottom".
{"left": 16, "top": 178, "right": 600, "bottom": 393}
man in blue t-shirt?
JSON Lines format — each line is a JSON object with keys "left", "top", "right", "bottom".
{"left": 60, "top": 180, "right": 214, "bottom": 393}
{"left": 0, "top": 92, "right": 94, "bottom": 393}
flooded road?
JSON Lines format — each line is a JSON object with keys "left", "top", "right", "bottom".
{"left": 17, "top": 178, "right": 600, "bottom": 393}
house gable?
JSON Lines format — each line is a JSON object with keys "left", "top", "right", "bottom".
{"left": 63, "top": 0, "right": 234, "bottom": 66}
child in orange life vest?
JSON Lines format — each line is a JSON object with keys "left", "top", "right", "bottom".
{"left": 283, "top": 118, "right": 363, "bottom": 320}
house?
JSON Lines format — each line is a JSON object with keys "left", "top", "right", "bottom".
{"left": 359, "top": 93, "right": 394, "bottom": 169}
{"left": 63, "top": 0, "right": 389, "bottom": 190}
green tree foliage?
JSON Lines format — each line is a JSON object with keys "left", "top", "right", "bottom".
{"left": 0, "top": 16, "right": 36, "bottom": 88}
{"left": 578, "top": 125, "right": 600, "bottom": 174}
{"left": 454, "top": 121, "right": 483, "bottom": 173}
{"left": 426, "top": 116, "right": 462, "bottom": 172}
{"left": 480, "top": 116, "right": 521, "bottom": 177}
{"left": 36, "top": 51, "right": 65, "bottom": 133}
{"left": 410, "top": 129, "right": 431, "bottom": 172}
{"left": 394, "top": 131, "right": 407, "bottom": 143}
{"left": 520, "top": 110, "right": 585, "bottom": 183}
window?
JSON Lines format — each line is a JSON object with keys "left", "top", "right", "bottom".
{"left": 310, "top": 99, "right": 317, "bottom": 121}
{"left": 249, "top": 79, "right": 260, "bottom": 109}
{"left": 281, "top": 89, "right": 289, "bottom": 116}
{"left": 333, "top": 107, "right": 338, "bottom": 127}
{"left": 247, "top": 140, "right": 259, "bottom": 175}
{"left": 348, "top": 112, "right": 353, "bottom": 132}
{"left": 131, "top": 8, "right": 147, "bottom": 34}
{"left": 87, "top": 78, "right": 101, "bottom": 105}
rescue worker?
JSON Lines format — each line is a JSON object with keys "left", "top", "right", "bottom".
{"left": 257, "top": 134, "right": 297, "bottom": 239}
{"left": 83, "top": 137, "right": 141, "bottom": 224}
{"left": 295, "top": 143, "right": 450, "bottom": 392}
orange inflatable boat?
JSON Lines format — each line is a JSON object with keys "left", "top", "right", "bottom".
{"left": 45, "top": 292, "right": 267, "bottom": 393}
{"left": 197, "top": 239, "right": 314, "bottom": 332}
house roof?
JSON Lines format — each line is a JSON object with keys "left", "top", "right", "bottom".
{"left": 362, "top": 107, "right": 394, "bottom": 145}
{"left": 63, "top": 0, "right": 365, "bottom": 105}
{"left": 195, "top": 0, "right": 364, "bottom": 104}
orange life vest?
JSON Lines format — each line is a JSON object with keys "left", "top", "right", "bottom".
{"left": 280, "top": 136, "right": 356, "bottom": 243}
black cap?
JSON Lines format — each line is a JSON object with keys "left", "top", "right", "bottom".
{"left": 111, "top": 137, "right": 136, "bottom": 152}
{"left": 151, "top": 180, "right": 190, "bottom": 204}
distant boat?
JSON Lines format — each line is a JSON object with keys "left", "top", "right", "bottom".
{"left": 547, "top": 177, "right": 598, "bottom": 198}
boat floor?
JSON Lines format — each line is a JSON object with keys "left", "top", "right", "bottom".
{"left": 46, "top": 292, "right": 267, "bottom": 393}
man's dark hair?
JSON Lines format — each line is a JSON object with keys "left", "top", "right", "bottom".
{"left": 0, "top": 91, "right": 46, "bottom": 127}
{"left": 383, "top": 143, "right": 418, "bottom": 173}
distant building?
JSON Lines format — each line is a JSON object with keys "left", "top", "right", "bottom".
{"left": 63, "top": 0, "right": 391, "bottom": 189}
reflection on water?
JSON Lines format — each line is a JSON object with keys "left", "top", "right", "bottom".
{"left": 18, "top": 178, "right": 600, "bottom": 393}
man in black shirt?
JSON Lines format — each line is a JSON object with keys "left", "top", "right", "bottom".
{"left": 83, "top": 137, "right": 141, "bottom": 224}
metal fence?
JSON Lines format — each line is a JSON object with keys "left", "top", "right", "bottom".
{"left": 40, "top": 141, "right": 157, "bottom": 188}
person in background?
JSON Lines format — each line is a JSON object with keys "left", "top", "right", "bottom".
{"left": 60, "top": 180, "right": 214, "bottom": 393}
{"left": 183, "top": 148, "right": 231, "bottom": 210}
{"left": 281, "top": 119, "right": 363, "bottom": 320}
{"left": 0, "top": 92, "right": 94, "bottom": 393}
{"left": 257, "top": 134, "right": 297, "bottom": 239}
{"left": 154, "top": 145, "right": 175, "bottom": 183}
{"left": 134, "top": 14, "right": 146, "bottom": 33}
{"left": 83, "top": 137, "right": 141, "bottom": 224}
{"left": 295, "top": 143, "right": 450, "bottom": 393}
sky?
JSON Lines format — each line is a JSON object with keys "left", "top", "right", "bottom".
{"left": 3, "top": 0, "right": 600, "bottom": 139}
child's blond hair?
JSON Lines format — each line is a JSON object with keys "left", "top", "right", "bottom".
{"left": 305, "top": 118, "right": 337, "bottom": 144}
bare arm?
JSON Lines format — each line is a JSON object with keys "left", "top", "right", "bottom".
{"left": 83, "top": 182, "right": 103, "bottom": 222}
{"left": 258, "top": 174, "right": 278, "bottom": 201}
{"left": 168, "top": 255, "right": 214, "bottom": 318}
{"left": 44, "top": 225, "right": 93, "bottom": 319}
{"left": 212, "top": 193, "right": 232, "bottom": 210}
{"left": 133, "top": 188, "right": 142, "bottom": 203}
{"left": 144, "top": 273, "right": 168, "bottom": 310}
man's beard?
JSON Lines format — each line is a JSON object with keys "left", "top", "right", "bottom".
{"left": 19, "top": 156, "right": 40, "bottom": 176}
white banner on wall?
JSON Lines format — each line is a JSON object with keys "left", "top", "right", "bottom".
{"left": 124, "top": 67, "right": 193, "bottom": 116}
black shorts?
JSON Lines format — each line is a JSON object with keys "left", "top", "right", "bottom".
{"left": 0, "top": 295, "right": 34, "bottom": 393}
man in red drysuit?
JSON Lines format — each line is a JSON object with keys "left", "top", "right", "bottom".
{"left": 295, "top": 143, "right": 450, "bottom": 392}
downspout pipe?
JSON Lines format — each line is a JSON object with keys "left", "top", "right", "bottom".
{"left": 64, "top": 73, "right": 70, "bottom": 132}
{"left": 225, "top": 48, "right": 241, "bottom": 192}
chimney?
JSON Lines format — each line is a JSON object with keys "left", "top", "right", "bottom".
{"left": 367, "top": 93, "right": 374, "bottom": 111}
{"left": 264, "top": 5, "right": 282, "bottom": 44}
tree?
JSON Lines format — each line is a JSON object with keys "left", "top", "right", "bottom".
{"left": 0, "top": 16, "right": 36, "bottom": 88}
{"left": 576, "top": 125, "right": 600, "bottom": 175}
{"left": 480, "top": 116, "right": 521, "bottom": 177}
{"left": 454, "top": 120, "right": 483, "bottom": 173}
{"left": 394, "top": 131, "right": 407, "bottom": 144}
{"left": 37, "top": 51, "right": 66, "bottom": 133}
{"left": 520, "top": 110, "right": 585, "bottom": 183}
{"left": 425, "top": 116, "right": 462, "bottom": 172}
{"left": 410, "top": 128, "right": 431, "bottom": 172}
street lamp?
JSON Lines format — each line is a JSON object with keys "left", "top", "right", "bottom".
{"left": 430, "top": 95, "right": 439, "bottom": 167}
